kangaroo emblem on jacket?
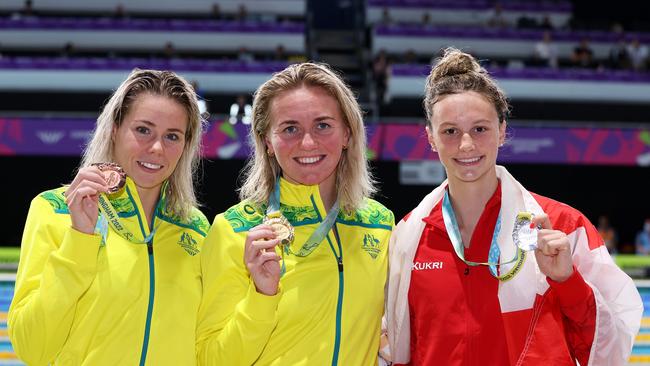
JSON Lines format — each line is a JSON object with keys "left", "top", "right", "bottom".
{"left": 178, "top": 232, "right": 199, "bottom": 256}
{"left": 362, "top": 233, "right": 381, "bottom": 259}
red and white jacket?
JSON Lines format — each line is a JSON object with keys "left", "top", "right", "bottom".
{"left": 384, "top": 166, "right": 643, "bottom": 365}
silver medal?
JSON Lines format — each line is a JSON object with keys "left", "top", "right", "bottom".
{"left": 512, "top": 212, "right": 539, "bottom": 251}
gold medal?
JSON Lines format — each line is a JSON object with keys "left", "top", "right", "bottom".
{"left": 264, "top": 211, "right": 294, "bottom": 246}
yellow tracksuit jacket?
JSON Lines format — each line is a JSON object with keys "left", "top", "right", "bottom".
{"left": 9, "top": 178, "right": 210, "bottom": 365}
{"left": 197, "top": 178, "right": 394, "bottom": 365}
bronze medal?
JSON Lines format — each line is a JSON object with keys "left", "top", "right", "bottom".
{"left": 92, "top": 162, "right": 126, "bottom": 194}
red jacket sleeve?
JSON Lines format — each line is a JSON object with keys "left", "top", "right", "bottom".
{"left": 548, "top": 268, "right": 596, "bottom": 365}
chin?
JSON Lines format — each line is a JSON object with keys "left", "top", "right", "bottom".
{"left": 459, "top": 170, "right": 490, "bottom": 182}
{"left": 134, "top": 179, "right": 164, "bottom": 189}
{"left": 298, "top": 178, "right": 323, "bottom": 186}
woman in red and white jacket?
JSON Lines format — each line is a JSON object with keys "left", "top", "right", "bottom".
{"left": 382, "top": 48, "right": 643, "bottom": 366}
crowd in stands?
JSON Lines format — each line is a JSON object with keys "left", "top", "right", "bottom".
{"left": 3, "top": 1, "right": 649, "bottom": 87}
{"left": 372, "top": 22, "right": 650, "bottom": 72}
{"left": 369, "top": 1, "right": 650, "bottom": 108}
{"left": 373, "top": 7, "right": 649, "bottom": 73}
{"left": 596, "top": 215, "right": 650, "bottom": 256}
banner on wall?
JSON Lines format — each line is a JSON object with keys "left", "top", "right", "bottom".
{"left": 1, "top": 117, "right": 649, "bottom": 166}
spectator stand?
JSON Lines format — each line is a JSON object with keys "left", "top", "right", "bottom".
{"left": 366, "top": 0, "right": 572, "bottom": 29}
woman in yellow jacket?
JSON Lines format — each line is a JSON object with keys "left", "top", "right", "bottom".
{"left": 9, "top": 69, "right": 210, "bottom": 365}
{"left": 197, "top": 63, "right": 394, "bottom": 365}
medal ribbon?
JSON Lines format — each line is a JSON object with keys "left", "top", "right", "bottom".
{"left": 441, "top": 189, "right": 525, "bottom": 281}
{"left": 96, "top": 187, "right": 158, "bottom": 245}
{"left": 268, "top": 179, "right": 340, "bottom": 258}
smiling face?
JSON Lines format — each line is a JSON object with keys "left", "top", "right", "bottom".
{"left": 112, "top": 93, "right": 188, "bottom": 200}
{"left": 427, "top": 91, "right": 506, "bottom": 187}
{"left": 265, "top": 85, "right": 350, "bottom": 193}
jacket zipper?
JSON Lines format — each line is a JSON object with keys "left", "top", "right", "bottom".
{"left": 311, "top": 195, "right": 344, "bottom": 366}
{"left": 125, "top": 186, "right": 157, "bottom": 366}
{"left": 329, "top": 225, "right": 344, "bottom": 366}
{"left": 138, "top": 228, "right": 156, "bottom": 365}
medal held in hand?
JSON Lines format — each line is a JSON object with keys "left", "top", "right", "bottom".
{"left": 512, "top": 212, "right": 540, "bottom": 251}
{"left": 263, "top": 210, "right": 295, "bottom": 246}
{"left": 263, "top": 210, "right": 294, "bottom": 277}
{"left": 92, "top": 162, "right": 126, "bottom": 194}
{"left": 92, "top": 162, "right": 156, "bottom": 244}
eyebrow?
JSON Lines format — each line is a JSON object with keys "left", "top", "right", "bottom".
{"left": 438, "top": 119, "right": 493, "bottom": 127}
{"left": 136, "top": 119, "right": 186, "bottom": 134}
{"left": 278, "top": 116, "right": 336, "bottom": 125}
{"left": 315, "top": 116, "right": 336, "bottom": 122}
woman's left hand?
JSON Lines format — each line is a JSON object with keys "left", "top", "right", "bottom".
{"left": 531, "top": 213, "right": 574, "bottom": 282}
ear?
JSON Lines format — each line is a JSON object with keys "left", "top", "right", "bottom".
{"left": 264, "top": 135, "right": 274, "bottom": 155}
{"left": 111, "top": 124, "right": 117, "bottom": 143}
{"left": 343, "top": 126, "right": 351, "bottom": 148}
{"left": 498, "top": 120, "right": 507, "bottom": 146}
{"left": 425, "top": 125, "right": 437, "bottom": 152}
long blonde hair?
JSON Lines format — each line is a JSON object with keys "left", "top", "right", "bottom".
{"left": 239, "top": 62, "right": 375, "bottom": 213}
{"left": 80, "top": 69, "right": 203, "bottom": 220}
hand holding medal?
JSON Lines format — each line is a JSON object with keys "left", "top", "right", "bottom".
{"left": 529, "top": 212, "right": 574, "bottom": 283}
{"left": 65, "top": 162, "right": 128, "bottom": 236}
{"left": 512, "top": 212, "right": 541, "bottom": 252}
{"left": 244, "top": 220, "right": 285, "bottom": 296}
{"left": 65, "top": 163, "right": 123, "bottom": 234}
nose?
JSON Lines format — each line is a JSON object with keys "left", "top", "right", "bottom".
{"left": 300, "top": 132, "right": 317, "bottom": 149}
{"left": 459, "top": 132, "right": 474, "bottom": 151}
{"left": 149, "top": 137, "right": 164, "bottom": 154}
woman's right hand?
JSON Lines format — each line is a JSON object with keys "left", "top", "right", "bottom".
{"left": 64, "top": 166, "right": 109, "bottom": 235}
{"left": 244, "top": 224, "right": 282, "bottom": 296}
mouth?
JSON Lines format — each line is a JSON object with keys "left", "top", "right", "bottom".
{"left": 294, "top": 155, "right": 325, "bottom": 165}
{"left": 454, "top": 156, "right": 483, "bottom": 166}
{"left": 138, "top": 161, "right": 164, "bottom": 171}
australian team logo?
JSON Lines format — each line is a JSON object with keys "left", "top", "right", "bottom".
{"left": 362, "top": 233, "right": 381, "bottom": 259}
{"left": 178, "top": 232, "right": 199, "bottom": 256}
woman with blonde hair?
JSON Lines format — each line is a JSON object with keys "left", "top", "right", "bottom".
{"left": 383, "top": 48, "right": 642, "bottom": 365}
{"left": 197, "top": 62, "right": 394, "bottom": 365}
{"left": 9, "top": 69, "right": 210, "bottom": 365}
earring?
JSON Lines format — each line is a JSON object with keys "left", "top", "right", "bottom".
{"left": 342, "top": 145, "right": 348, "bottom": 150}
{"left": 267, "top": 149, "right": 274, "bottom": 157}
{"left": 430, "top": 146, "right": 437, "bottom": 152}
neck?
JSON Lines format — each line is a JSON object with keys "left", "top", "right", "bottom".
{"left": 136, "top": 187, "right": 161, "bottom": 226}
{"left": 448, "top": 178, "right": 498, "bottom": 210}
{"left": 447, "top": 175, "right": 499, "bottom": 239}
{"left": 319, "top": 180, "right": 337, "bottom": 212}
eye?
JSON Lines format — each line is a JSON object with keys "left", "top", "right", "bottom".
{"left": 135, "top": 126, "right": 150, "bottom": 135}
{"left": 442, "top": 128, "right": 457, "bottom": 135}
{"left": 316, "top": 122, "right": 331, "bottom": 130}
{"left": 474, "top": 126, "right": 488, "bottom": 133}
{"left": 282, "top": 125, "right": 298, "bottom": 135}
{"left": 165, "top": 133, "right": 183, "bottom": 142}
